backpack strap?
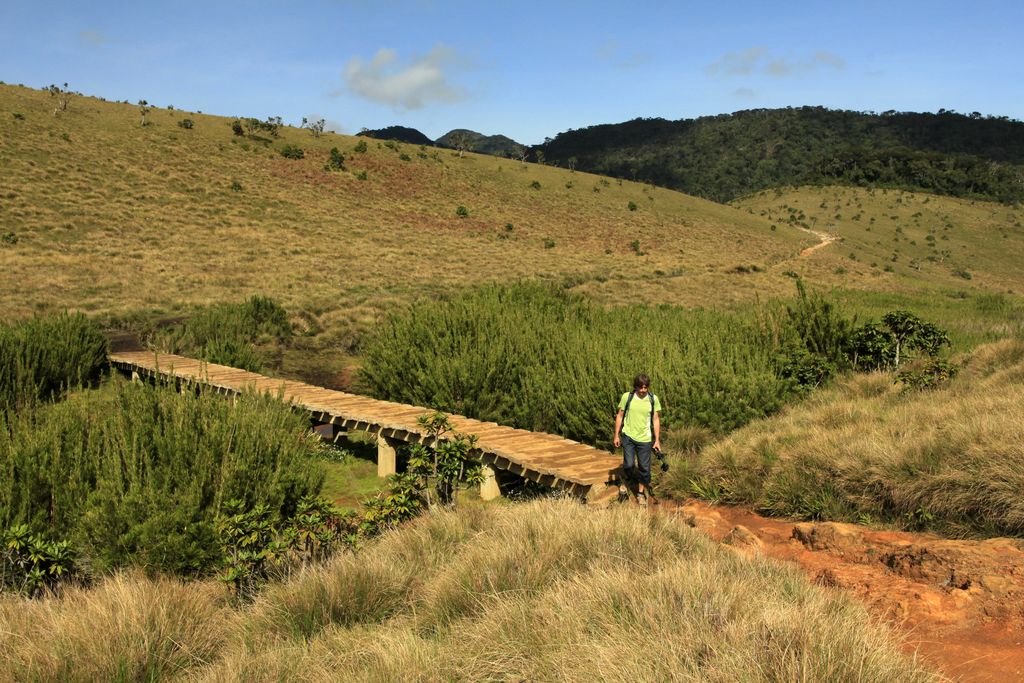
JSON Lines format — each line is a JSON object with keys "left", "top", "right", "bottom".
{"left": 623, "top": 390, "right": 635, "bottom": 417}
{"left": 648, "top": 393, "right": 656, "bottom": 441}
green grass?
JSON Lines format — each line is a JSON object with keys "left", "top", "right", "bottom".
{"left": 320, "top": 451, "right": 388, "bottom": 512}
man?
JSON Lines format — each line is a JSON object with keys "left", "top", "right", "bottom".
{"left": 613, "top": 373, "right": 661, "bottom": 506}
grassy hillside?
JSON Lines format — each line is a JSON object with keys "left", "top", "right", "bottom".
{"left": 0, "top": 84, "right": 808, "bottom": 331}
{"left": 0, "top": 500, "right": 938, "bottom": 682}
{"left": 732, "top": 186, "right": 1024, "bottom": 348}
{"left": 662, "top": 338, "right": 1024, "bottom": 538}
{"left": 2, "top": 82, "right": 1022, "bottom": 385}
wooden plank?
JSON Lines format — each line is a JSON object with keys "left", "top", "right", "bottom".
{"left": 108, "top": 352, "right": 622, "bottom": 493}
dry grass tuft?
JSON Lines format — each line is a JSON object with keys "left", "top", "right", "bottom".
{"left": 0, "top": 572, "right": 227, "bottom": 682}
{"left": 2, "top": 501, "right": 940, "bottom": 681}
{"left": 669, "top": 339, "right": 1024, "bottom": 536}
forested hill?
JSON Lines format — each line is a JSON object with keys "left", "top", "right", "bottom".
{"left": 537, "top": 107, "right": 1024, "bottom": 203}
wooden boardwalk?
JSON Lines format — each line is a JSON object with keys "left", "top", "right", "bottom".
{"left": 109, "top": 352, "right": 622, "bottom": 504}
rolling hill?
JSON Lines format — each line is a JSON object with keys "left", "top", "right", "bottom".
{"left": 1, "top": 83, "right": 1022, "bottom": 373}
{"left": 538, "top": 107, "right": 1024, "bottom": 203}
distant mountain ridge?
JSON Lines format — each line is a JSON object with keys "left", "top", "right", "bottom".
{"left": 536, "top": 107, "right": 1024, "bottom": 203}
{"left": 356, "top": 125, "right": 434, "bottom": 146}
{"left": 356, "top": 126, "right": 525, "bottom": 158}
{"left": 435, "top": 129, "right": 523, "bottom": 157}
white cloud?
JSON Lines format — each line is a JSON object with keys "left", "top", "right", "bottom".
{"left": 341, "top": 44, "right": 466, "bottom": 110}
{"left": 706, "top": 48, "right": 844, "bottom": 78}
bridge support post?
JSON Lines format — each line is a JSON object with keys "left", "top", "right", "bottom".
{"left": 377, "top": 436, "right": 399, "bottom": 478}
{"left": 480, "top": 465, "right": 501, "bottom": 501}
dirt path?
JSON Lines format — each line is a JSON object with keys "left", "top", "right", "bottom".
{"left": 796, "top": 226, "right": 839, "bottom": 257}
{"left": 661, "top": 500, "right": 1024, "bottom": 682}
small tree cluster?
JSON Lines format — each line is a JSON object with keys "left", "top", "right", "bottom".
{"left": 847, "top": 310, "right": 950, "bottom": 371}
{"left": 242, "top": 116, "right": 282, "bottom": 138}
{"left": 301, "top": 116, "right": 325, "bottom": 138}
{"left": 137, "top": 100, "right": 151, "bottom": 127}
{"left": 47, "top": 83, "right": 70, "bottom": 115}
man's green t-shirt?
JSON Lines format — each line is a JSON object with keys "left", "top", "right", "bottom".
{"left": 618, "top": 392, "right": 661, "bottom": 443}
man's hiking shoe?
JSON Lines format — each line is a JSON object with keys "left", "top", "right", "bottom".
{"left": 636, "top": 493, "right": 648, "bottom": 507}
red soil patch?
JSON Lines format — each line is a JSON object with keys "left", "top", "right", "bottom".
{"left": 662, "top": 500, "right": 1024, "bottom": 682}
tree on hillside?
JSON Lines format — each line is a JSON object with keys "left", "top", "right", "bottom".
{"left": 509, "top": 144, "right": 530, "bottom": 166}
{"left": 448, "top": 131, "right": 474, "bottom": 158}
{"left": 48, "top": 83, "right": 70, "bottom": 115}
{"left": 137, "top": 100, "right": 150, "bottom": 127}
{"left": 302, "top": 117, "right": 325, "bottom": 138}
{"left": 847, "top": 311, "right": 949, "bottom": 370}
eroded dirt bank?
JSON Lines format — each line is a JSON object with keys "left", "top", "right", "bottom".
{"left": 664, "top": 500, "right": 1024, "bottom": 682}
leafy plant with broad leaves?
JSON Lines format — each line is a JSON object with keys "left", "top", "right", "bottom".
{"left": 1, "top": 525, "right": 78, "bottom": 597}
{"left": 407, "top": 412, "right": 482, "bottom": 508}
{"left": 216, "top": 496, "right": 355, "bottom": 603}
{"left": 848, "top": 310, "right": 950, "bottom": 370}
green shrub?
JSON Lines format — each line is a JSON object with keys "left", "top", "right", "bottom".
{"left": 150, "top": 295, "right": 290, "bottom": 372}
{"left": 847, "top": 311, "right": 950, "bottom": 371}
{"left": 325, "top": 147, "right": 345, "bottom": 171}
{"left": 0, "top": 312, "right": 107, "bottom": 412}
{"left": 280, "top": 144, "right": 304, "bottom": 160}
{"left": 0, "top": 524, "right": 78, "bottom": 597}
{"left": 896, "top": 358, "right": 958, "bottom": 390}
{"left": 0, "top": 379, "right": 324, "bottom": 576}
{"left": 360, "top": 283, "right": 797, "bottom": 446}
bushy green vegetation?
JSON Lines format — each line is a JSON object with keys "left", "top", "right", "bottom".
{"left": 0, "top": 312, "right": 107, "bottom": 411}
{"left": 362, "top": 282, "right": 955, "bottom": 446}
{"left": 663, "top": 339, "right": 1024, "bottom": 537}
{"left": 151, "top": 295, "right": 291, "bottom": 372}
{"left": 361, "top": 283, "right": 802, "bottom": 444}
{"left": 541, "top": 107, "right": 1024, "bottom": 202}
{"left": 0, "top": 501, "right": 939, "bottom": 682}
{"left": 0, "top": 378, "right": 324, "bottom": 575}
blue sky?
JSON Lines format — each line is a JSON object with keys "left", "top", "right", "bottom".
{"left": 2, "top": 1, "right": 1021, "bottom": 144}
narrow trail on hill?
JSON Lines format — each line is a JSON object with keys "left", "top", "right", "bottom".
{"left": 797, "top": 226, "right": 839, "bottom": 257}
{"left": 654, "top": 499, "right": 1024, "bottom": 683}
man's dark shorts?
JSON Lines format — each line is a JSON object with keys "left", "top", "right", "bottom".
{"left": 621, "top": 433, "right": 653, "bottom": 486}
